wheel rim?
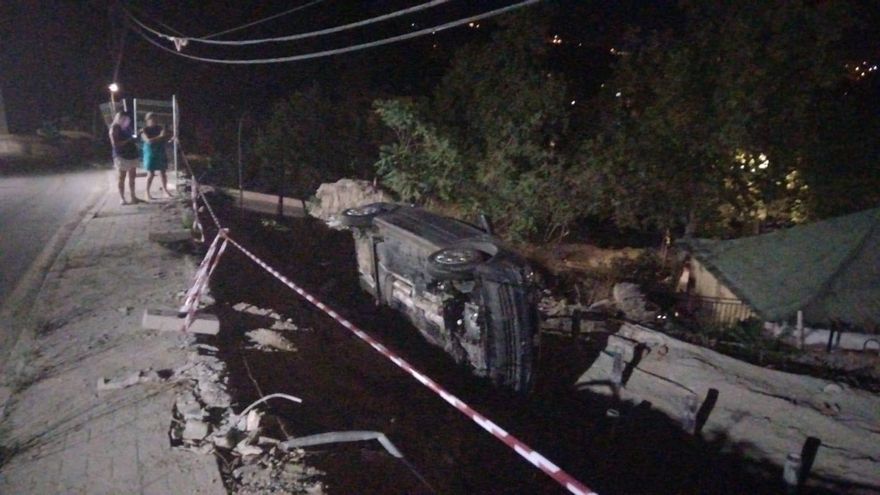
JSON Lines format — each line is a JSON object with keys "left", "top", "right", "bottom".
{"left": 346, "top": 205, "right": 382, "bottom": 216}
{"left": 433, "top": 248, "right": 481, "bottom": 266}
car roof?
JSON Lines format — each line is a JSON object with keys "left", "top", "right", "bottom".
{"left": 374, "top": 205, "right": 487, "bottom": 247}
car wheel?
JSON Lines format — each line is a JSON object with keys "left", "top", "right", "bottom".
{"left": 339, "top": 203, "right": 391, "bottom": 228}
{"left": 427, "top": 247, "right": 487, "bottom": 281}
{"left": 481, "top": 279, "right": 535, "bottom": 392}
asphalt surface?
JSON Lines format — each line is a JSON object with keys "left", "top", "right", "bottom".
{"left": 0, "top": 168, "right": 107, "bottom": 303}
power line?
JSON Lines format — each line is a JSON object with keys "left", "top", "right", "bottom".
{"left": 126, "top": 0, "right": 543, "bottom": 65}
{"left": 180, "top": 0, "right": 451, "bottom": 46}
{"left": 202, "top": 0, "right": 327, "bottom": 40}
{"left": 141, "top": 0, "right": 450, "bottom": 46}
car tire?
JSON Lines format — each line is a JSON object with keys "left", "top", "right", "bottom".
{"left": 427, "top": 247, "right": 487, "bottom": 281}
{"left": 339, "top": 203, "right": 393, "bottom": 228}
{"left": 480, "top": 279, "right": 535, "bottom": 392}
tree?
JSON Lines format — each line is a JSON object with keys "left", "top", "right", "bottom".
{"left": 374, "top": 15, "right": 582, "bottom": 241}
{"left": 585, "top": 1, "right": 866, "bottom": 237}
{"left": 253, "top": 85, "right": 379, "bottom": 200}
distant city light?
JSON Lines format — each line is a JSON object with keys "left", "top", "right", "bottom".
{"left": 551, "top": 34, "right": 563, "bottom": 45}
{"left": 615, "top": 91, "right": 621, "bottom": 97}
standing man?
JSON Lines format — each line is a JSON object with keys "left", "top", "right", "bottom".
{"left": 109, "top": 111, "right": 141, "bottom": 205}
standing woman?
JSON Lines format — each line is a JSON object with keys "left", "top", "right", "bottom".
{"left": 108, "top": 111, "right": 141, "bottom": 205}
{"left": 140, "top": 112, "right": 173, "bottom": 199}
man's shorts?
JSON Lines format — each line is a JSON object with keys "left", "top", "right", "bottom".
{"left": 114, "top": 156, "right": 139, "bottom": 171}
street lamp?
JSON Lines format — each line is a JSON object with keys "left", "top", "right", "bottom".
{"left": 108, "top": 83, "right": 119, "bottom": 114}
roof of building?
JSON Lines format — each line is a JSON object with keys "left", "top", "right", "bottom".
{"left": 682, "top": 207, "right": 880, "bottom": 331}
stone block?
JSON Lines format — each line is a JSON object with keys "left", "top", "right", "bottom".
{"left": 142, "top": 308, "right": 219, "bottom": 335}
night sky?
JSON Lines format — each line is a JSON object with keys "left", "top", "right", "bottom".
{"left": 0, "top": 1, "right": 679, "bottom": 134}
{"left": 1, "top": 1, "right": 876, "bottom": 138}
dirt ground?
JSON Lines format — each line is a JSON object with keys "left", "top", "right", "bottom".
{"left": 202, "top": 195, "right": 842, "bottom": 495}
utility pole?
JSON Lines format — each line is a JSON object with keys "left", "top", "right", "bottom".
{"left": 0, "top": 85, "right": 9, "bottom": 134}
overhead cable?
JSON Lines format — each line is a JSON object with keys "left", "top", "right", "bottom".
{"left": 178, "top": 0, "right": 451, "bottom": 46}
{"left": 125, "top": 0, "right": 543, "bottom": 65}
{"left": 201, "top": 0, "right": 327, "bottom": 40}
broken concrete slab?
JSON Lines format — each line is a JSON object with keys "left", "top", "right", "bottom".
{"left": 142, "top": 308, "right": 219, "bottom": 335}
{"left": 576, "top": 323, "right": 880, "bottom": 492}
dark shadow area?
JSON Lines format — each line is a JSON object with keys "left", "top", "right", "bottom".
{"left": 199, "top": 193, "right": 849, "bottom": 495}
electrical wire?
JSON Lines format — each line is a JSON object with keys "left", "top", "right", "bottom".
{"left": 125, "top": 0, "right": 543, "bottom": 65}
{"left": 178, "top": 0, "right": 451, "bottom": 46}
{"left": 201, "top": 0, "right": 327, "bottom": 40}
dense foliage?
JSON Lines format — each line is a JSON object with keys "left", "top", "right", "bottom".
{"left": 249, "top": 1, "right": 879, "bottom": 242}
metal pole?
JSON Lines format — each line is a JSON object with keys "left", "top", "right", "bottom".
{"left": 172, "top": 95, "right": 179, "bottom": 186}
{"left": 237, "top": 112, "right": 245, "bottom": 212}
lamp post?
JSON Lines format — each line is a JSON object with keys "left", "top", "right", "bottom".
{"left": 108, "top": 83, "right": 119, "bottom": 114}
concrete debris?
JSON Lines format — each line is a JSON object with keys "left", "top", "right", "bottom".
{"left": 244, "top": 409, "right": 262, "bottom": 432}
{"left": 270, "top": 319, "right": 299, "bottom": 331}
{"left": 307, "top": 178, "right": 392, "bottom": 224}
{"left": 116, "top": 306, "right": 133, "bottom": 315}
{"left": 142, "top": 308, "right": 219, "bottom": 335}
{"left": 182, "top": 420, "right": 210, "bottom": 441}
{"left": 576, "top": 323, "right": 880, "bottom": 492}
{"left": 195, "top": 343, "right": 219, "bottom": 353}
{"left": 246, "top": 329, "right": 297, "bottom": 352}
{"left": 234, "top": 440, "right": 264, "bottom": 457}
{"left": 96, "top": 370, "right": 161, "bottom": 391}
{"left": 233, "top": 303, "right": 272, "bottom": 316}
{"left": 233, "top": 448, "right": 325, "bottom": 495}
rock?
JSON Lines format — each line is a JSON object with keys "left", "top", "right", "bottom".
{"left": 245, "top": 410, "right": 262, "bottom": 432}
{"left": 306, "top": 178, "right": 393, "bottom": 223}
{"left": 246, "top": 329, "right": 297, "bottom": 352}
{"left": 823, "top": 383, "right": 844, "bottom": 394}
{"left": 182, "top": 420, "right": 210, "bottom": 441}
{"left": 235, "top": 441, "right": 263, "bottom": 457}
{"left": 271, "top": 319, "right": 299, "bottom": 331}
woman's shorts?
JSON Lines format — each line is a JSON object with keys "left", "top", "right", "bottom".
{"left": 114, "top": 156, "right": 139, "bottom": 171}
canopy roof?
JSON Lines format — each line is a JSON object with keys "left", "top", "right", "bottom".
{"left": 683, "top": 208, "right": 880, "bottom": 331}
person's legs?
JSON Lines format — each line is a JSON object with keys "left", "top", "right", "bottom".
{"left": 127, "top": 166, "right": 140, "bottom": 202}
{"left": 159, "top": 170, "right": 171, "bottom": 196}
{"left": 146, "top": 171, "right": 155, "bottom": 200}
{"left": 116, "top": 163, "right": 127, "bottom": 204}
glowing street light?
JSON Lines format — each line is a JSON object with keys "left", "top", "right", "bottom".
{"left": 108, "top": 83, "right": 119, "bottom": 113}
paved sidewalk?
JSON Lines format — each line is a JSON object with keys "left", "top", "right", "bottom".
{"left": 0, "top": 171, "right": 225, "bottom": 494}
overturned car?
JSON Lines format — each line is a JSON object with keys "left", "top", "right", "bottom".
{"left": 341, "top": 203, "right": 538, "bottom": 392}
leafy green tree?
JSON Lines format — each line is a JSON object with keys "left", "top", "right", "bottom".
{"left": 374, "top": 15, "right": 581, "bottom": 241}
{"left": 585, "top": 1, "right": 862, "bottom": 236}
{"left": 253, "top": 85, "right": 378, "bottom": 199}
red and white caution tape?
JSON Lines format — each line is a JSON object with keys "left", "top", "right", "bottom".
{"left": 179, "top": 230, "right": 228, "bottom": 331}
{"left": 190, "top": 176, "right": 205, "bottom": 243}
{"left": 219, "top": 231, "right": 597, "bottom": 495}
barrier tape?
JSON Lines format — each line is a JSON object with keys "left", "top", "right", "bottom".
{"left": 218, "top": 231, "right": 596, "bottom": 495}
{"left": 179, "top": 231, "right": 228, "bottom": 331}
{"left": 190, "top": 176, "right": 205, "bottom": 243}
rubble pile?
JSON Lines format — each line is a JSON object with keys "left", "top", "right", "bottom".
{"left": 169, "top": 346, "right": 324, "bottom": 493}
{"left": 306, "top": 178, "right": 392, "bottom": 224}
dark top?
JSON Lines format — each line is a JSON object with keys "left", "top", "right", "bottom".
{"left": 111, "top": 124, "right": 137, "bottom": 159}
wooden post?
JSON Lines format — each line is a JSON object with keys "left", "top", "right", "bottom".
{"left": 797, "top": 310, "right": 804, "bottom": 350}
{"left": 0, "top": 85, "right": 8, "bottom": 134}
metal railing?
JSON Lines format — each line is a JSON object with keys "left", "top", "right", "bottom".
{"left": 676, "top": 294, "right": 753, "bottom": 325}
